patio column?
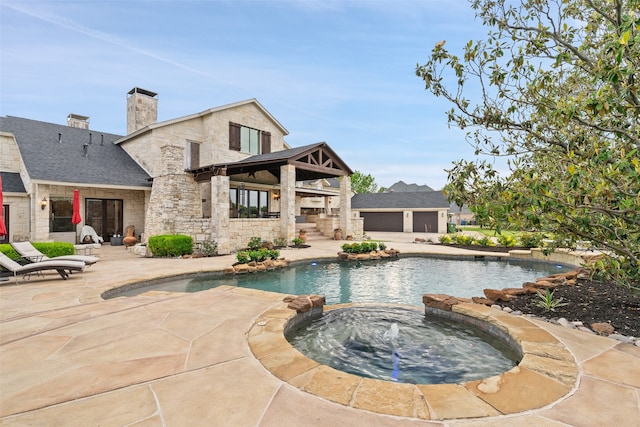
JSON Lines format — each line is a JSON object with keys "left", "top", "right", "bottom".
{"left": 339, "top": 176, "right": 352, "bottom": 236}
{"left": 211, "top": 175, "right": 230, "bottom": 255}
{"left": 280, "top": 164, "right": 296, "bottom": 243}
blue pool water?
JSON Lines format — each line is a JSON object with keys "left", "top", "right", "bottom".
{"left": 113, "top": 256, "right": 571, "bottom": 305}
{"left": 286, "top": 305, "right": 520, "bottom": 384}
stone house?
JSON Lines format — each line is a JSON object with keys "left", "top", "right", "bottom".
{"left": 1, "top": 87, "right": 360, "bottom": 253}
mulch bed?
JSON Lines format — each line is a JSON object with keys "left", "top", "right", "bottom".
{"left": 500, "top": 278, "right": 640, "bottom": 337}
{"left": 434, "top": 243, "right": 640, "bottom": 337}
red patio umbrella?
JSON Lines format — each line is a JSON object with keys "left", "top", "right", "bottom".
{"left": 72, "top": 189, "right": 82, "bottom": 225}
{"left": 0, "top": 176, "right": 6, "bottom": 237}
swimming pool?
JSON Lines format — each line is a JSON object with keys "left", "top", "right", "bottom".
{"left": 110, "top": 256, "right": 571, "bottom": 305}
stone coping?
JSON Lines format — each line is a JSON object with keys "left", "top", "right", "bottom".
{"left": 248, "top": 302, "right": 579, "bottom": 421}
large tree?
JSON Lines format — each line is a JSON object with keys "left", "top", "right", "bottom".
{"left": 416, "top": 0, "right": 639, "bottom": 288}
{"left": 350, "top": 171, "right": 387, "bottom": 194}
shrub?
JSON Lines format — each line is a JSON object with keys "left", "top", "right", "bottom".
{"left": 273, "top": 236, "right": 287, "bottom": 247}
{"left": 236, "top": 248, "right": 280, "bottom": 263}
{"left": 519, "top": 232, "right": 545, "bottom": 249}
{"left": 236, "top": 251, "right": 251, "bottom": 264}
{"left": 0, "top": 244, "right": 21, "bottom": 261}
{"left": 0, "top": 242, "right": 75, "bottom": 261}
{"left": 148, "top": 234, "right": 193, "bottom": 257}
{"left": 292, "top": 237, "right": 304, "bottom": 246}
{"left": 497, "top": 235, "right": 518, "bottom": 248}
{"left": 195, "top": 240, "right": 218, "bottom": 257}
{"left": 341, "top": 241, "right": 381, "bottom": 254}
{"left": 453, "top": 234, "right": 475, "bottom": 245}
{"left": 247, "top": 236, "right": 262, "bottom": 250}
{"left": 439, "top": 234, "right": 453, "bottom": 244}
{"left": 378, "top": 242, "right": 387, "bottom": 251}
{"left": 475, "top": 236, "right": 494, "bottom": 247}
{"left": 33, "top": 242, "right": 76, "bottom": 257}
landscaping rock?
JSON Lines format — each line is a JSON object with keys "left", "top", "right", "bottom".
{"left": 287, "top": 294, "right": 326, "bottom": 313}
{"left": 423, "top": 294, "right": 462, "bottom": 311}
{"left": 591, "top": 322, "right": 615, "bottom": 335}
{"left": 483, "top": 289, "right": 513, "bottom": 302}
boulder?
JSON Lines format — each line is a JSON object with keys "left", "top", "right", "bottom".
{"left": 223, "top": 267, "right": 235, "bottom": 275}
{"left": 472, "top": 297, "right": 495, "bottom": 306}
{"left": 287, "top": 294, "right": 326, "bottom": 313}
{"left": 502, "top": 287, "right": 530, "bottom": 296}
{"left": 591, "top": 322, "right": 615, "bottom": 335}
{"left": 423, "top": 293, "right": 461, "bottom": 311}
{"left": 234, "top": 264, "right": 250, "bottom": 274}
{"left": 483, "top": 289, "right": 513, "bottom": 302}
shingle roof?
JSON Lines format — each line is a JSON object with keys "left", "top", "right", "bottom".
{"left": 351, "top": 191, "right": 449, "bottom": 209}
{"left": 0, "top": 172, "right": 26, "bottom": 193}
{"left": 1, "top": 116, "right": 151, "bottom": 187}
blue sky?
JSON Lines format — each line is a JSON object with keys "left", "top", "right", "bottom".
{"left": 1, "top": 0, "right": 491, "bottom": 190}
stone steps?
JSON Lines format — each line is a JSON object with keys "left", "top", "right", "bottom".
{"left": 295, "top": 223, "right": 331, "bottom": 241}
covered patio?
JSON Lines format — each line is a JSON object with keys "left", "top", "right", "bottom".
{"left": 189, "top": 142, "right": 359, "bottom": 253}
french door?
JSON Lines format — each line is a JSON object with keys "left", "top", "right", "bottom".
{"left": 85, "top": 199, "right": 123, "bottom": 242}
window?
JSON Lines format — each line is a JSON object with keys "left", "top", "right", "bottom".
{"left": 229, "top": 187, "right": 269, "bottom": 218}
{"left": 229, "top": 123, "right": 270, "bottom": 155}
{"left": 50, "top": 198, "right": 74, "bottom": 232}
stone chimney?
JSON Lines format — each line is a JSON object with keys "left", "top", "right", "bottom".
{"left": 67, "top": 114, "right": 90, "bottom": 129}
{"left": 127, "top": 87, "right": 158, "bottom": 134}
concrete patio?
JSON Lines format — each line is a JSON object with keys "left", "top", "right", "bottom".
{"left": 1, "top": 233, "right": 639, "bottom": 426}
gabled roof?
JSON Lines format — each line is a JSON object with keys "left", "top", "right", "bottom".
{"left": 191, "top": 142, "right": 353, "bottom": 183}
{"left": 0, "top": 172, "right": 26, "bottom": 193}
{"left": 351, "top": 191, "right": 449, "bottom": 209}
{"left": 0, "top": 116, "right": 152, "bottom": 188}
{"left": 116, "top": 98, "right": 289, "bottom": 144}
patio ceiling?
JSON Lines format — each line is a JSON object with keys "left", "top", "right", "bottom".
{"left": 189, "top": 142, "right": 353, "bottom": 183}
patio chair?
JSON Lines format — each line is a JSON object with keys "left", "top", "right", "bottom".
{"left": 11, "top": 242, "right": 99, "bottom": 267}
{"left": 0, "top": 252, "right": 85, "bottom": 283}
{"left": 80, "top": 225, "right": 104, "bottom": 244}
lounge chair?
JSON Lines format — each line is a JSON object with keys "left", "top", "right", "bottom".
{"left": 11, "top": 242, "right": 99, "bottom": 266}
{"left": 0, "top": 252, "right": 85, "bottom": 283}
{"left": 80, "top": 225, "right": 104, "bottom": 244}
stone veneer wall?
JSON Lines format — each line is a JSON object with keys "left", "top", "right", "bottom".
{"left": 145, "top": 144, "right": 202, "bottom": 239}
{"left": 228, "top": 219, "right": 281, "bottom": 252}
{"left": 0, "top": 133, "right": 22, "bottom": 172}
{"left": 2, "top": 195, "right": 30, "bottom": 242}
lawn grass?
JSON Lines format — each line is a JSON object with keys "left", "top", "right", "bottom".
{"left": 458, "top": 226, "right": 524, "bottom": 238}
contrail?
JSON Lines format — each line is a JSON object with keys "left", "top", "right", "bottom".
{"left": 2, "top": 1, "right": 212, "bottom": 78}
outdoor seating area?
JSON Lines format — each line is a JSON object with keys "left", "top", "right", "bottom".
{"left": 0, "top": 236, "right": 638, "bottom": 425}
{"left": 0, "top": 251, "right": 84, "bottom": 283}
{"left": 10, "top": 241, "right": 99, "bottom": 266}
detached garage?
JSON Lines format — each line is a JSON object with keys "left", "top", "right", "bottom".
{"left": 351, "top": 191, "right": 449, "bottom": 234}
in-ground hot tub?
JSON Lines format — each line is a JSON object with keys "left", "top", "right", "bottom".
{"left": 248, "top": 301, "right": 578, "bottom": 420}
{"left": 285, "top": 304, "right": 521, "bottom": 384}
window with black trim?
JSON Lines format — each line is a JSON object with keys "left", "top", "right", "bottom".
{"left": 229, "top": 187, "right": 269, "bottom": 218}
{"left": 50, "top": 198, "right": 74, "bottom": 232}
{"left": 229, "top": 123, "right": 271, "bottom": 155}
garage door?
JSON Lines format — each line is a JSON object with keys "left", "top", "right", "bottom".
{"left": 360, "top": 212, "right": 403, "bottom": 232}
{"left": 413, "top": 212, "right": 438, "bottom": 233}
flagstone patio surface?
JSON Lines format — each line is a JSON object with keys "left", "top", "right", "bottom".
{"left": 1, "top": 233, "right": 638, "bottom": 426}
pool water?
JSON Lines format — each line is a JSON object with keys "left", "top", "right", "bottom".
{"left": 113, "top": 256, "right": 571, "bottom": 305}
{"left": 286, "top": 305, "right": 520, "bottom": 384}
